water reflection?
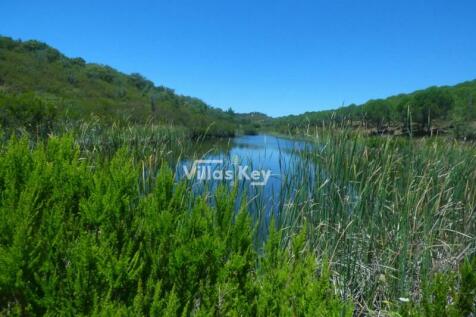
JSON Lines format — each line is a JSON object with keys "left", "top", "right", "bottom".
{"left": 177, "top": 134, "right": 317, "bottom": 216}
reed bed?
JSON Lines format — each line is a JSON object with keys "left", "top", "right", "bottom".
{"left": 275, "top": 129, "right": 476, "bottom": 313}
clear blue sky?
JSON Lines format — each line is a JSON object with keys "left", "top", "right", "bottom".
{"left": 1, "top": 0, "right": 475, "bottom": 117}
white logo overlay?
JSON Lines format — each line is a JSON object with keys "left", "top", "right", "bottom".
{"left": 182, "top": 159, "right": 272, "bottom": 186}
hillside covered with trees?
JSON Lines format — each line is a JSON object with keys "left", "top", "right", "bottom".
{"left": 269, "top": 80, "right": 476, "bottom": 139}
{"left": 0, "top": 36, "right": 268, "bottom": 138}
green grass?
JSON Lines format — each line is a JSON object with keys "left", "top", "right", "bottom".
{"left": 274, "top": 129, "right": 476, "bottom": 314}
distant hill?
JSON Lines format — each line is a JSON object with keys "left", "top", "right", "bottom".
{"left": 268, "top": 80, "right": 476, "bottom": 138}
{"left": 1, "top": 35, "right": 474, "bottom": 140}
{"left": 0, "top": 35, "right": 267, "bottom": 137}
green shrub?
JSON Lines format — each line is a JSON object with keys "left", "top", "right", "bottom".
{"left": 0, "top": 136, "right": 352, "bottom": 316}
{"left": 396, "top": 257, "right": 475, "bottom": 316}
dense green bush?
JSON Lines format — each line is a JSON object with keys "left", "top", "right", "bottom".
{"left": 0, "top": 92, "right": 57, "bottom": 137}
{"left": 0, "top": 136, "right": 353, "bottom": 316}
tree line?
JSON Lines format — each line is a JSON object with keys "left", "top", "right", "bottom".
{"left": 269, "top": 81, "right": 476, "bottom": 139}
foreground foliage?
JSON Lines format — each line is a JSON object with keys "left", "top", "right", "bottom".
{"left": 0, "top": 133, "right": 474, "bottom": 316}
{"left": 0, "top": 136, "right": 353, "bottom": 316}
